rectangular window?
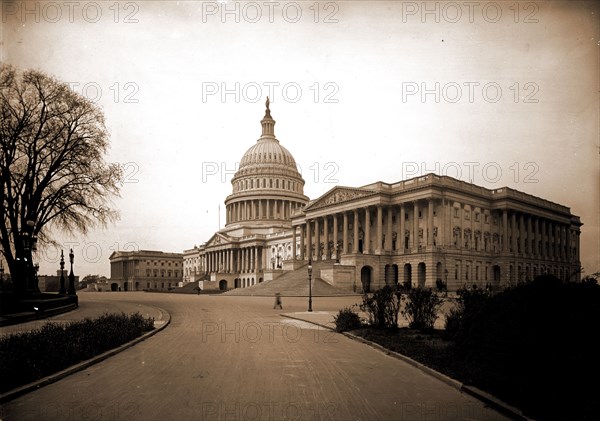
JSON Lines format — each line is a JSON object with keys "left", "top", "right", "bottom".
{"left": 475, "top": 213, "right": 480, "bottom": 222}
{"left": 454, "top": 208, "right": 459, "bottom": 218}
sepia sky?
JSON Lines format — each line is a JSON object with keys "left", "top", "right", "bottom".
{"left": 1, "top": 1, "right": 598, "bottom": 277}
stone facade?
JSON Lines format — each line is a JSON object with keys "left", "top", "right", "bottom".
{"left": 292, "top": 176, "right": 582, "bottom": 292}
{"left": 109, "top": 250, "right": 183, "bottom": 291}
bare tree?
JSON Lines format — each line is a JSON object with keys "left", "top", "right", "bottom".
{"left": 0, "top": 63, "right": 123, "bottom": 294}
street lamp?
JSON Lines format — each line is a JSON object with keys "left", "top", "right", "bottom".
{"left": 59, "top": 250, "right": 66, "bottom": 295}
{"left": 307, "top": 258, "right": 313, "bottom": 312}
{"left": 67, "top": 248, "right": 76, "bottom": 295}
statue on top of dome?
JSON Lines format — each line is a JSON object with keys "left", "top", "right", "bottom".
{"left": 264, "top": 96, "right": 272, "bottom": 119}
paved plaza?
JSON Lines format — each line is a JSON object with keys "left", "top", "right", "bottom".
{"left": 1, "top": 292, "right": 509, "bottom": 421}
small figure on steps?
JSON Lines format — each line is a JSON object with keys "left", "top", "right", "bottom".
{"left": 274, "top": 292, "right": 283, "bottom": 309}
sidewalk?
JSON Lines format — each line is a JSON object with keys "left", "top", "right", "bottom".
{"left": 281, "top": 309, "right": 448, "bottom": 330}
{"left": 0, "top": 294, "right": 164, "bottom": 337}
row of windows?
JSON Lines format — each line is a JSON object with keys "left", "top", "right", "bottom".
{"left": 145, "top": 269, "right": 180, "bottom": 278}
{"left": 144, "top": 260, "right": 180, "bottom": 267}
{"left": 235, "top": 177, "right": 300, "bottom": 193}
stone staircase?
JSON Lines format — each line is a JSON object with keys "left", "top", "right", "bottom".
{"left": 224, "top": 260, "right": 352, "bottom": 296}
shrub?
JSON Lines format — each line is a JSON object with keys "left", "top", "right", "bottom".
{"left": 400, "top": 288, "right": 442, "bottom": 330}
{"left": 333, "top": 307, "right": 362, "bottom": 332}
{"left": 0, "top": 312, "right": 155, "bottom": 393}
{"left": 451, "top": 275, "right": 600, "bottom": 420}
{"left": 444, "top": 285, "right": 492, "bottom": 337}
{"left": 359, "top": 286, "right": 401, "bottom": 329}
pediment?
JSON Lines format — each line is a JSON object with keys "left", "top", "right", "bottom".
{"left": 205, "top": 232, "right": 231, "bottom": 247}
{"left": 306, "top": 187, "right": 377, "bottom": 211}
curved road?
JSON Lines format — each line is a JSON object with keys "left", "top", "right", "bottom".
{"left": 1, "top": 292, "right": 509, "bottom": 421}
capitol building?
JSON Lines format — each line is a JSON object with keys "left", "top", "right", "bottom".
{"left": 111, "top": 100, "right": 582, "bottom": 293}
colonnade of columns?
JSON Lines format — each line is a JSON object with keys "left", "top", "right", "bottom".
{"left": 500, "top": 209, "right": 578, "bottom": 262}
{"left": 226, "top": 199, "right": 301, "bottom": 224}
{"left": 204, "top": 246, "right": 262, "bottom": 274}
{"left": 291, "top": 201, "right": 579, "bottom": 263}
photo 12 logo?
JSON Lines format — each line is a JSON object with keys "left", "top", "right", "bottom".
{"left": 402, "top": 161, "right": 540, "bottom": 185}
{"left": 400, "top": 1, "right": 539, "bottom": 24}
{"left": 1, "top": 1, "right": 140, "bottom": 24}
{"left": 39, "top": 241, "right": 140, "bottom": 265}
{"left": 201, "top": 161, "right": 339, "bottom": 184}
{"left": 201, "top": 1, "right": 339, "bottom": 24}
{"left": 66, "top": 82, "right": 140, "bottom": 104}
{"left": 202, "top": 82, "right": 339, "bottom": 104}
{"left": 401, "top": 81, "right": 539, "bottom": 104}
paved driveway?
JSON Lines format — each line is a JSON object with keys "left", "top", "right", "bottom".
{"left": 1, "top": 293, "right": 509, "bottom": 421}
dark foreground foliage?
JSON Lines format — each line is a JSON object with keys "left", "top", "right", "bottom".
{"left": 333, "top": 306, "right": 362, "bottom": 332}
{"left": 355, "top": 276, "right": 600, "bottom": 421}
{"left": 0, "top": 312, "right": 154, "bottom": 393}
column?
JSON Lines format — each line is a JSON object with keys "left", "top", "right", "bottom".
{"left": 353, "top": 209, "right": 359, "bottom": 253}
{"left": 315, "top": 218, "right": 321, "bottom": 260}
{"left": 526, "top": 216, "right": 532, "bottom": 257}
{"left": 266, "top": 199, "right": 271, "bottom": 219}
{"left": 399, "top": 203, "right": 405, "bottom": 253}
{"left": 364, "top": 207, "right": 371, "bottom": 254}
{"left": 376, "top": 205, "right": 383, "bottom": 254}
{"left": 292, "top": 226, "right": 297, "bottom": 260}
{"left": 501, "top": 210, "right": 507, "bottom": 252}
{"left": 534, "top": 217, "right": 540, "bottom": 258}
{"left": 300, "top": 224, "right": 305, "bottom": 260}
{"left": 413, "top": 201, "right": 419, "bottom": 250}
{"left": 241, "top": 248, "right": 246, "bottom": 273}
{"left": 519, "top": 213, "right": 525, "bottom": 256}
{"left": 427, "top": 199, "right": 434, "bottom": 246}
{"left": 440, "top": 199, "right": 445, "bottom": 247}
{"left": 554, "top": 224, "right": 560, "bottom": 260}
{"left": 343, "top": 212, "right": 349, "bottom": 254}
{"left": 333, "top": 214, "right": 339, "bottom": 259}
{"left": 541, "top": 219, "right": 546, "bottom": 259}
{"left": 258, "top": 200, "right": 263, "bottom": 219}
{"left": 307, "top": 220, "right": 313, "bottom": 260}
{"left": 511, "top": 212, "right": 517, "bottom": 253}
{"left": 385, "top": 206, "right": 392, "bottom": 252}
{"left": 323, "top": 216, "right": 329, "bottom": 259}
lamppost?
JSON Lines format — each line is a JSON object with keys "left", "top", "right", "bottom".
{"left": 20, "top": 219, "right": 39, "bottom": 294}
{"left": 307, "top": 258, "right": 313, "bottom": 312}
{"left": 59, "top": 250, "right": 66, "bottom": 295}
{"left": 67, "top": 248, "right": 76, "bottom": 295}
{"left": 335, "top": 241, "right": 341, "bottom": 264}
{"left": 271, "top": 256, "right": 276, "bottom": 270}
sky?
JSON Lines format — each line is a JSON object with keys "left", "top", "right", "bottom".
{"left": 1, "top": 0, "right": 598, "bottom": 278}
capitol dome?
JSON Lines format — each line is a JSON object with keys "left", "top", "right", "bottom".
{"left": 224, "top": 99, "right": 308, "bottom": 228}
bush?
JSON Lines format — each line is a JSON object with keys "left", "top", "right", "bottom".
{"left": 444, "top": 285, "right": 492, "bottom": 337}
{"left": 451, "top": 275, "right": 600, "bottom": 420}
{"left": 400, "top": 288, "right": 442, "bottom": 330}
{"left": 359, "top": 286, "right": 401, "bottom": 329}
{"left": 0, "top": 312, "right": 155, "bottom": 393}
{"left": 333, "top": 307, "right": 362, "bottom": 332}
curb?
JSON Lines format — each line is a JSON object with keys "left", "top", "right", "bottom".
{"left": 0, "top": 306, "right": 171, "bottom": 404}
{"left": 283, "top": 315, "right": 531, "bottom": 421}
{"left": 0, "top": 303, "right": 78, "bottom": 327}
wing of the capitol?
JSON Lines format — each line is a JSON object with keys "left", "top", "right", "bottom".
{"left": 110, "top": 101, "right": 582, "bottom": 293}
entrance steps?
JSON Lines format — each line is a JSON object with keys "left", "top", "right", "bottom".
{"left": 224, "top": 260, "right": 351, "bottom": 296}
